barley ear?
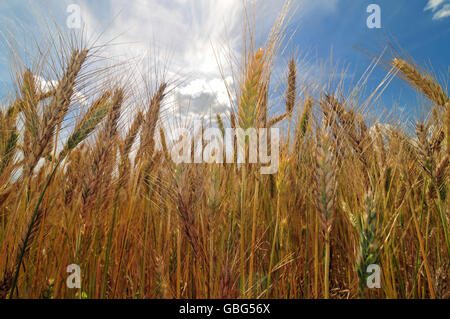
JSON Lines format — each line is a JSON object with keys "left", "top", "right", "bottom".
{"left": 216, "top": 113, "right": 225, "bottom": 138}
{"left": 121, "top": 110, "right": 143, "bottom": 158}
{"left": 60, "top": 95, "right": 110, "bottom": 160}
{"left": 314, "top": 129, "right": 337, "bottom": 234}
{"left": 159, "top": 127, "right": 170, "bottom": 161}
{"left": 356, "top": 191, "right": 380, "bottom": 297}
{"left": 392, "top": 58, "right": 449, "bottom": 107}
{"left": 268, "top": 112, "right": 289, "bottom": 127}
{"left": 286, "top": 58, "right": 297, "bottom": 115}
{"left": 0, "top": 129, "right": 18, "bottom": 175}
{"left": 138, "top": 83, "right": 167, "bottom": 160}
{"left": 239, "top": 48, "right": 265, "bottom": 129}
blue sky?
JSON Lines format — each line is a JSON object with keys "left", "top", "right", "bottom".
{"left": 0, "top": 0, "right": 449, "bottom": 127}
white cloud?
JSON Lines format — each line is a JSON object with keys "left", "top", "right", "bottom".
{"left": 77, "top": 0, "right": 340, "bottom": 129}
{"left": 35, "top": 75, "right": 88, "bottom": 106}
{"left": 80, "top": 0, "right": 246, "bottom": 123}
{"left": 81, "top": 0, "right": 244, "bottom": 77}
{"left": 433, "top": 4, "right": 450, "bottom": 19}
{"left": 424, "top": 0, "right": 450, "bottom": 20}
{"left": 425, "top": 0, "right": 445, "bottom": 11}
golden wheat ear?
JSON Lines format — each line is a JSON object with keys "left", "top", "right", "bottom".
{"left": 286, "top": 58, "right": 297, "bottom": 115}
{"left": 121, "top": 110, "right": 144, "bottom": 158}
{"left": 137, "top": 82, "right": 167, "bottom": 161}
{"left": 1, "top": 71, "right": 33, "bottom": 177}
{"left": 392, "top": 58, "right": 449, "bottom": 107}
{"left": 105, "top": 89, "right": 124, "bottom": 139}
{"left": 25, "top": 50, "right": 88, "bottom": 176}
{"left": 267, "top": 112, "right": 289, "bottom": 127}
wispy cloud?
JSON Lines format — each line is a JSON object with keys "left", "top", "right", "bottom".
{"left": 424, "top": 0, "right": 450, "bottom": 20}
{"left": 79, "top": 0, "right": 248, "bottom": 122}
{"left": 425, "top": 0, "right": 445, "bottom": 11}
{"left": 1, "top": 0, "right": 340, "bottom": 126}
{"left": 77, "top": 0, "right": 340, "bottom": 123}
{"left": 432, "top": 4, "right": 450, "bottom": 19}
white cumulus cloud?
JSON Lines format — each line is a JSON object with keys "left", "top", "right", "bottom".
{"left": 425, "top": 0, "right": 445, "bottom": 11}
{"left": 424, "top": 0, "right": 450, "bottom": 20}
{"left": 75, "top": 0, "right": 341, "bottom": 129}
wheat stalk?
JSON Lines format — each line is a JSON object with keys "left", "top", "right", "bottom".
{"left": 26, "top": 50, "right": 88, "bottom": 175}
{"left": 286, "top": 58, "right": 297, "bottom": 116}
{"left": 313, "top": 127, "right": 337, "bottom": 299}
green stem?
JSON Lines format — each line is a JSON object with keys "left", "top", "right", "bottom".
{"left": 9, "top": 158, "right": 62, "bottom": 298}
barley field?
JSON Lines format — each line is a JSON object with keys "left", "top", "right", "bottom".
{"left": 0, "top": 2, "right": 449, "bottom": 299}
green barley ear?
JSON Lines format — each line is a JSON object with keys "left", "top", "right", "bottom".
{"left": 239, "top": 48, "right": 265, "bottom": 129}
{"left": 313, "top": 127, "right": 337, "bottom": 299}
{"left": 356, "top": 191, "right": 380, "bottom": 297}
{"left": 314, "top": 128, "right": 337, "bottom": 233}
{"left": 294, "top": 97, "right": 313, "bottom": 152}
{"left": 59, "top": 93, "right": 110, "bottom": 160}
